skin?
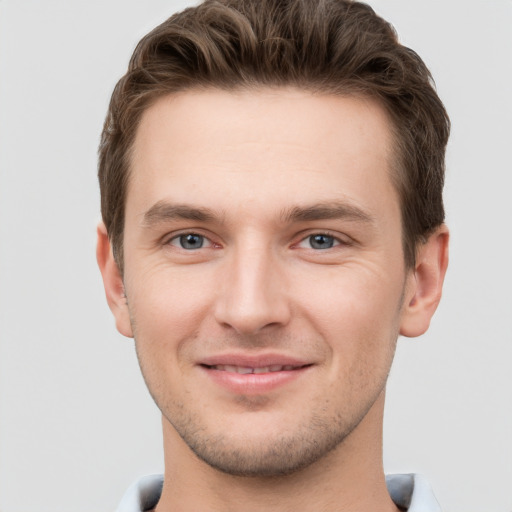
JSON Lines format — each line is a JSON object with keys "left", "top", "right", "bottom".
{"left": 97, "top": 88, "right": 449, "bottom": 511}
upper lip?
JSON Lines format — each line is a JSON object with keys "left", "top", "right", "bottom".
{"left": 199, "top": 353, "right": 312, "bottom": 369}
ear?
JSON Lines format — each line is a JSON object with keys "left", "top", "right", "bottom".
{"left": 399, "top": 225, "right": 449, "bottom": 338}
{"left": 96, "top": 222, "right": 133, "bottom": 338}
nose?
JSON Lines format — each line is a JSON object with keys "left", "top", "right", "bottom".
{"left": 213, "top": 245, "right": 291, "bottom": 336}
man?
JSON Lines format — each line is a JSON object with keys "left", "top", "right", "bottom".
{"left": 96, "top": 0, "right": 450, "bottom": 510}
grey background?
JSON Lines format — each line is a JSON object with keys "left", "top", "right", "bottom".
{"left": 0, "top": 1, "right": 511, "bottom": 511}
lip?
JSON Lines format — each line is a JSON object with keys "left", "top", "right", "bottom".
{"left": 198, "top": 353, "right": 314, "bottom": 395}
{"left": 200, "top": 353, "right": 311, "bottom": 368}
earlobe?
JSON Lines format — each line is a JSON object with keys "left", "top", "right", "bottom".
{"left": 399, "top": 225, "right": 449, "bottom": 338}
{"left": 96, "top": 222, "right": 134, "bottom": 338}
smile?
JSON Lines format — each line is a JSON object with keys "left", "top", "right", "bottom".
{"left": 200, "top": 361, "right": 313, "bottom": 395}
{"left": 206, "top": 364, "right": 303, "bottom": 374}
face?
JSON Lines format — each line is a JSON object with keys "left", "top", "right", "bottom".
{"left": 113, "top": 88, "right": 415, "bottom": 476}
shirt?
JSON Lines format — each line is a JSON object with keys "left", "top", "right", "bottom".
{"left": 116, "top": 473, "right": 441, "bottom": 511}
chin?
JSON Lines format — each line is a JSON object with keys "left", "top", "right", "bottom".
{"left": 166, "top": 408, "right": 359, "bottom": 478}
{"left": 189, "top": 435, "right": 344, "bottom": 477}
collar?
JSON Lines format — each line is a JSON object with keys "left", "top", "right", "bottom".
{"left": 116, "top": 473, "right": 441, "bottom": 512}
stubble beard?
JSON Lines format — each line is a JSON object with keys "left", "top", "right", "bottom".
{"left": 133, "top": 334, "right": 398, "bottom": 479}
{"left": 161, "top": 396, "right": 382, "bottom": 478}
{"left": 130, "top": 301, "right": 402, "bottom": 479}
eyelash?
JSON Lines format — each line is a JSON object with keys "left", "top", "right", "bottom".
{"left": 295, "top": 233, "right": 344, "bottom": 250}
{"left": 167, "top": 232, "right": 216, "bottom": 250}
{"left": 165, "top": 231, "right": 349, "bottom": 251}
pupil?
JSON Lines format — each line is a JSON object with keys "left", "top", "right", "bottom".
{"left": 310, "top": 234, "right": 334, "bottom": 249}
{"left": 180, "top": 233, "right": 203, "bottom": 249}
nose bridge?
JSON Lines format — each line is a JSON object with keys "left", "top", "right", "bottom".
{"left": 214, "top": 238, "right": 289, "bottom": 334}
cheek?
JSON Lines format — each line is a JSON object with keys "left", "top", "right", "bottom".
{"left": 127, "top": 268, "right": 217, "bottom": 406}
{"left": 126, "top": 266, "right": 217, "bottom": 357}
{"left": 293, "top": 265, "right": 404, "bottom": 362}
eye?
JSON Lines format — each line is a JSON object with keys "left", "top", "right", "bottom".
{"left": 168, "top": 233, "right": 212, "bottom": 250}
{"left": 298, "top": 233, "right": 341, "bottom": 250}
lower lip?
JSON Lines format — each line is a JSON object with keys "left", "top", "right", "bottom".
{"left": 200, "top": 365, "right": 311, "bottom": 395}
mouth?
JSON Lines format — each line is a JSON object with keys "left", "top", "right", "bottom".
{"left": 202, "top": 364, "right": 309, "bottom": 374}
{"left": 198, "top": 357, "right": 313, "bottom": 395}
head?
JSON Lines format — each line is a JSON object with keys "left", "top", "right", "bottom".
{"left": 98, "top": 0, "right": 449, "bottom": 275}
{"left": 97, "top": 0, "right": 449, "bottom": 480}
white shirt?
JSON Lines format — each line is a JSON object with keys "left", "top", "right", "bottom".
{"left": 116, "top": 473, "right": 441, "bottom": 511}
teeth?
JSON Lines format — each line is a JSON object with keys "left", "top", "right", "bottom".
{"left": 210, "top": 364, "right": 298, "bottom": 373}
{"left": 237, "top": 367, "right": 254, "bottom": 374}
{"left": 253, "top": 366, "right": 270, "bottom": 374}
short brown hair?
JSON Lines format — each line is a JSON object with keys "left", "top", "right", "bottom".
{"left": 99, "top": 0, "right": 450, "bottom": 272}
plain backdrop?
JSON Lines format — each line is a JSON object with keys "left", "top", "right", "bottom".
{"left": 1, "top": 1, "right": 511, "bottom": 511}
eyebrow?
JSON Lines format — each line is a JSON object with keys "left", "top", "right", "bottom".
{"left": 141, "top": 200, "right": 375, "bottom": 228}
{"left": 142, "top": 201, "right": 217, "bottom": 227}
{"left": 281, "top": 201, "right": 375, "bottom": 224}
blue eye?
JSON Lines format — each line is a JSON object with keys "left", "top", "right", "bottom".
{"left": 171, "top": 233, "right": 206, "bottom": 250}
{"left": 308, "top": 234, "right": 337, "bottom": 249}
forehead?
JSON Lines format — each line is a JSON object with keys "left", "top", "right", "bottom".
{"left": 128, "top": 87, "right": 398, "bottom": 220}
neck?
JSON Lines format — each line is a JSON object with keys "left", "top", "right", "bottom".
{"left": 155, "top": 392, "right": 399, "bottom": 512}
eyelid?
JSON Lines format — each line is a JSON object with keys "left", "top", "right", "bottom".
{"left": 164, "top": 230, "right": 218, "bottom": 249}
{"left": 293, "top": 230, "right": 351, "bottom": 249}
{"left": 161, "top": 229, "right": 352, "bottom": 250}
